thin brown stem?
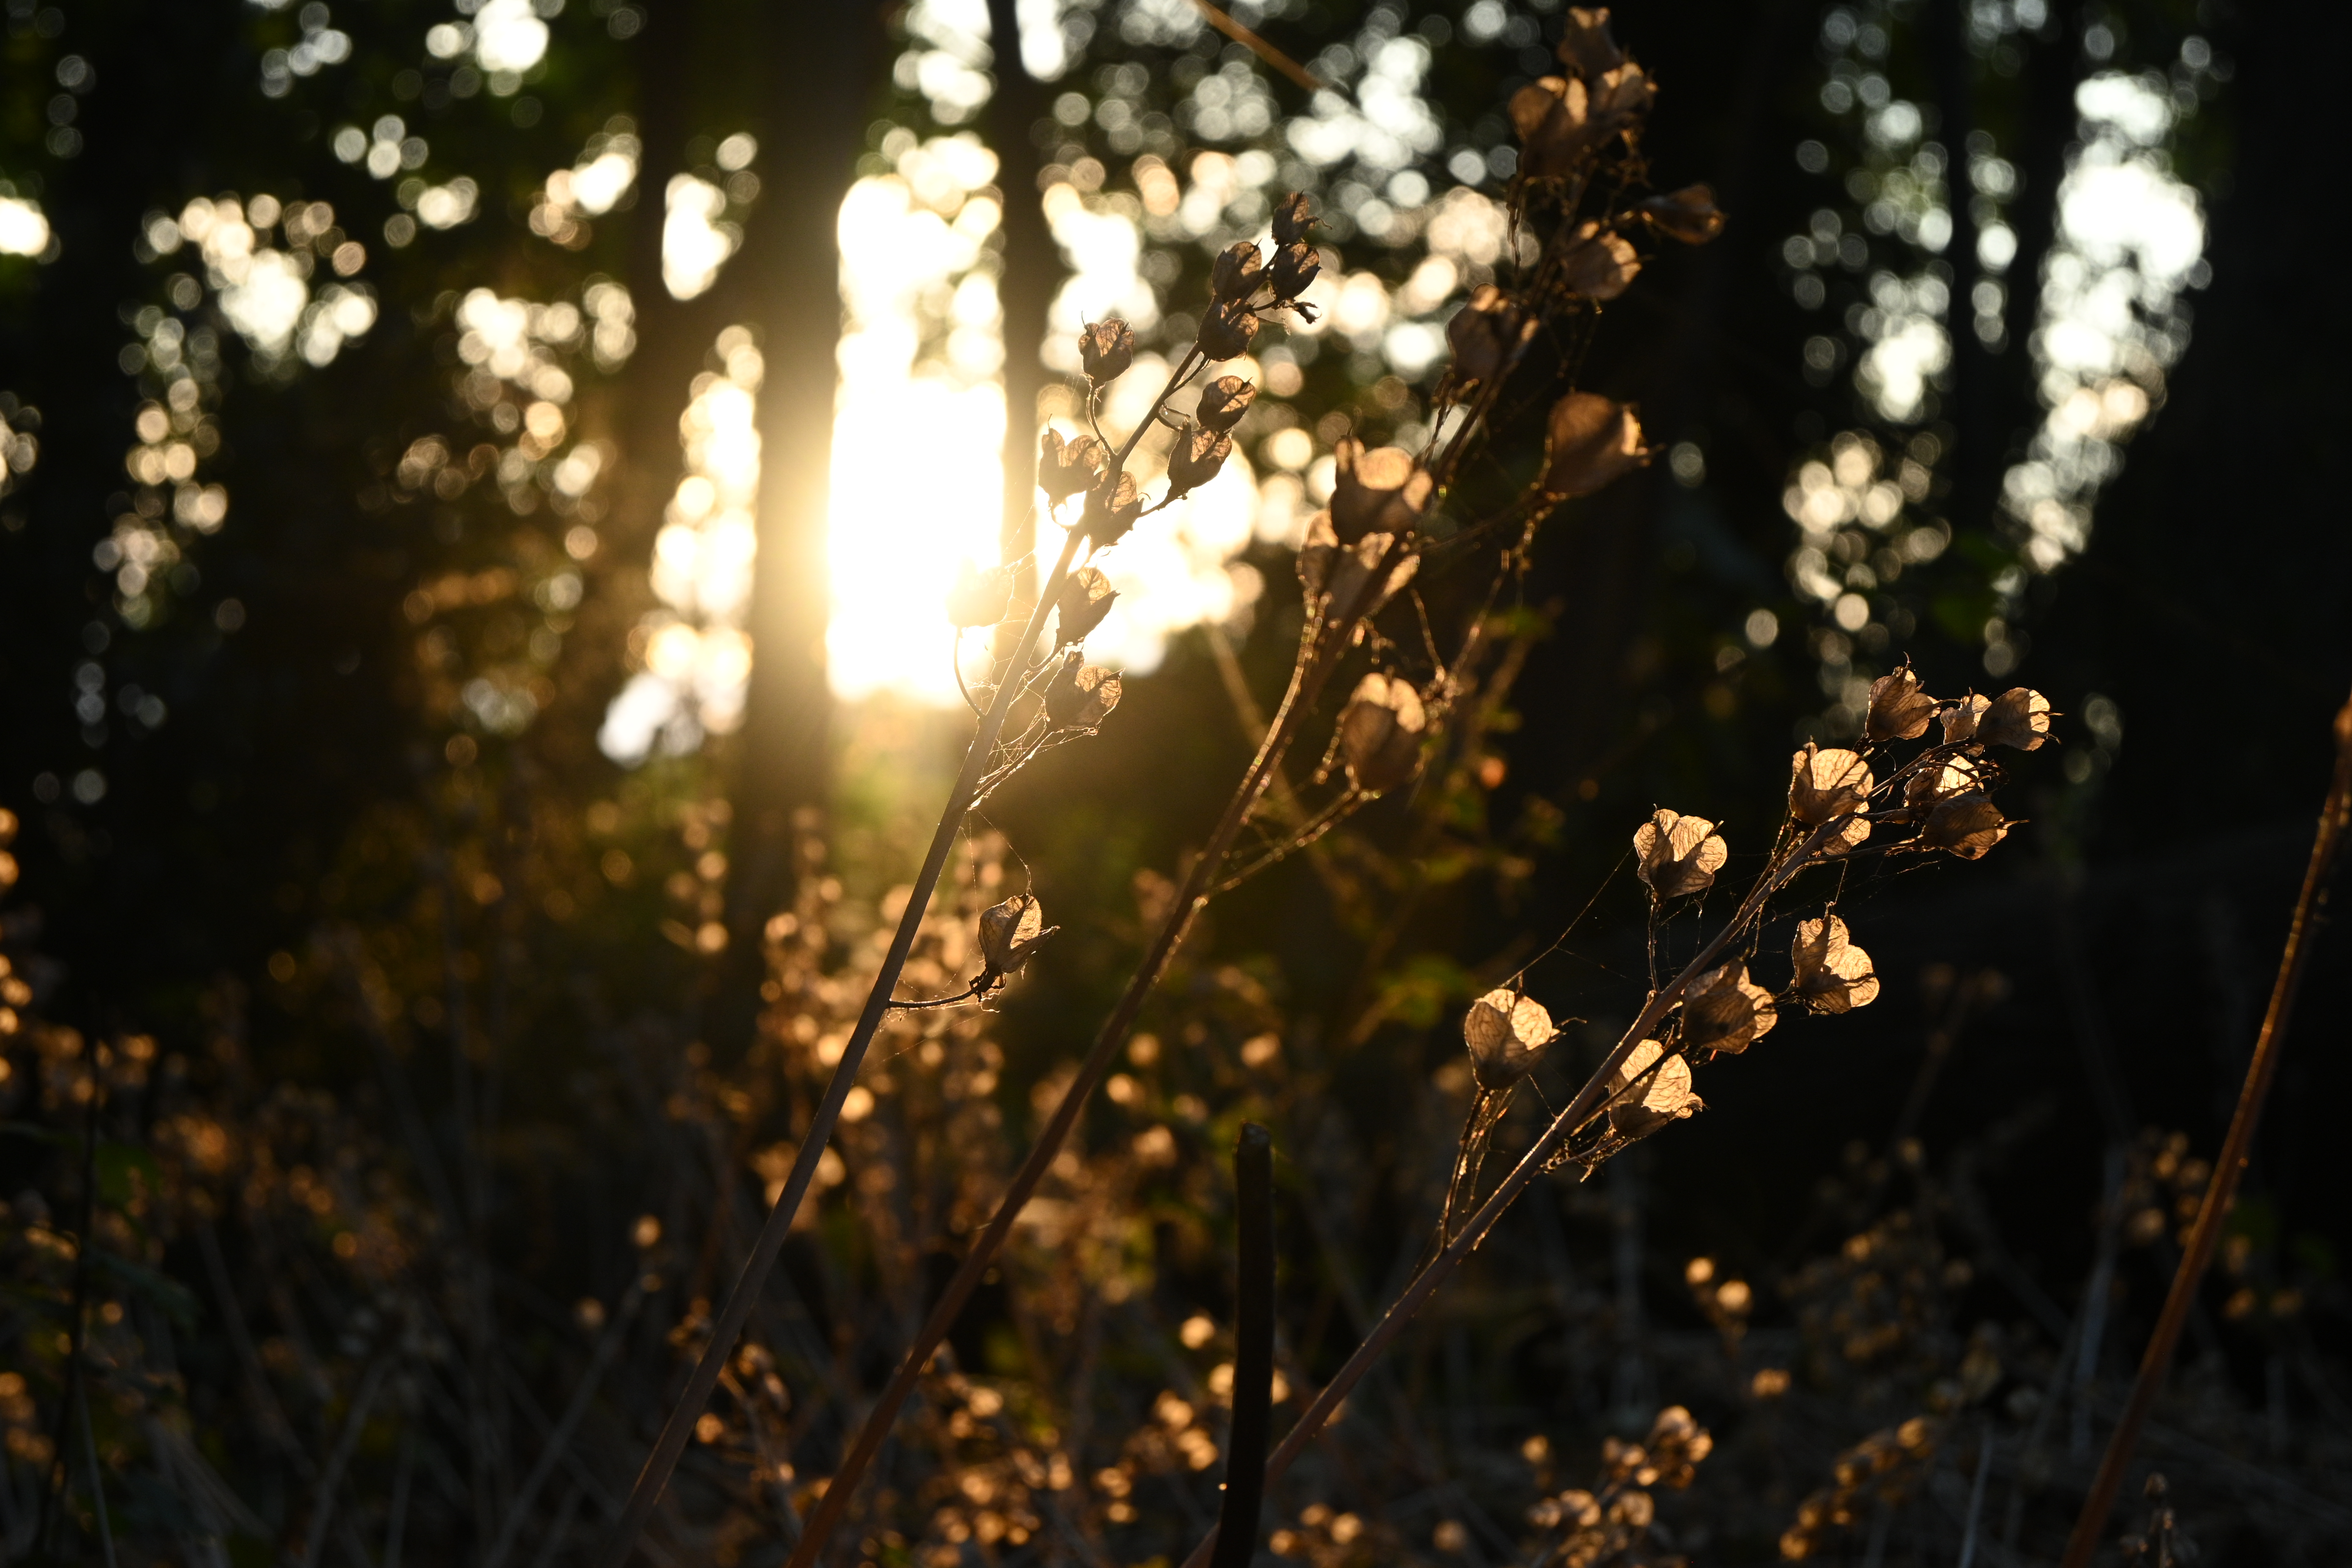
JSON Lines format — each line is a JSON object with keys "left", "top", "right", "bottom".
{"left": 2059, "top": 689, "right": 2352, "bottom": 1566}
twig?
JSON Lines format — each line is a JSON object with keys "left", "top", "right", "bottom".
{"left": 75, "top": 1372, "right": 116, "bottom": 1568}
{"left": 1956, "top": 1420, "right": 1992, "bottom": 1568}
{"left": 2059, "top": 688, "right": 2352, "bottom": 1566}
{"left": 1184, "top": 0, "right": 1331, "bottom": 93}
{"left": 1211, "top": 1124, "right": 1276, "bottom": 1568}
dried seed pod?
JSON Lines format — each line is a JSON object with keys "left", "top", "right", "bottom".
{"left": 1940, "top": 691, "right": 1990, "bottom": 744}
{"left": 1632, "top": 808, "right": 1727, "bottom": 900}
{"left": 1078, "top": 319, "right": 1134, "bottom": 385}
{"left": 1299, "top": 517, "right": 1419, "bottom": 619}
{"left": 1788, "top": 742, "right": 1874, "bottom": 825}
{"left": 1329, "top": 439, "right": 1434, "bottom": 541}
{"left": 1271, "top": 191, "right": 1316, "bottom": 245}
{"left": 946, "top": 561, "right": 1013, "bottom": 629}
{"left": 1978, "top": 687, "right": 2055, "bottom": 751}
{"left": 1639, "top": 184, "right": 1726, "bottom": 244}
{"left": 1919, "top": 795, "right": 2013, "bottom": 860}
{"left": 1043, "top": 653, "right": 1122, "bottom": 729}
{"left": 1680, "top": 963, "right": 1777, "bottom": 1055}
{"left": 1196, "top": 298, "right": 1258, "bottom": 361}
{"left": 1211, "top": 240, "right": 1267, "bottom": 302}
{"left": 1038, "top": 428, "right": 1106, "bottom": 504}
{"left": 977, "top": 893, "right": 1058, "bottom": 979}
{"left": 1559, "top": 221, "right": 1642, "bottom": 300}
{"left": 1510, "top": 63, "right": 1653, "bottom": 179}
{"left": 1541, "top": 392, "right": 1649, "bottom": 497}
{"left": 1336, "top": 672, "right": 1427, "bottom": 796}
{"left": 1462, "top": 987, "right": 1554, "bottom": 1092}
{"left": 1446, "top": 285, "right": 1538, "bottom": 387}
{"left": 1163, "top": 424, "right": 1234, "bottom": 500}
{"left": 1865, "top": 662, "right": 1938, "bottom": 742}
{"left": 1555, "top": 5, "right": 1627, "bottom": 78}
{"left": 1268, "top": 240, "right": 1320, "bottom": 299}
{"left": 1903, "top": 754, "right": 1983, "bottom": 808}
{"left": 1605, "top": 1040, "right": 1703, "bottom": 1138}
{"left": 1791, "top": 914, "right": 1881, "bottom": 1014}
{"left": 1054, "top": 565, "right": 1118, "bottom": 645}
{"left": 1196, "top": 375, "right": 1257, "bottom": 433}
{"left": 1080, "top": 470, "right": 1142, "bottom": 546}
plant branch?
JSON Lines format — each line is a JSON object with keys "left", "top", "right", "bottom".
{"left": 2059, "top": 687, "right": 2352, "bottom": 1566}
{"left": 1211, "top": 1124, "right": 1276, "bottom": 1568}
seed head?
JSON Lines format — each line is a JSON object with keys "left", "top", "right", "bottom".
{"left": 1462, "top": 987, "right": 1555, "bottom": 1092}
{"left": 1298, "top": 515, "right": 1420, "bottom": 618}
{"left": 1865, "top": 662, "right": 1938, "bottom": 743}
{"left": 1632, "top": 808, "right": 1727, "bottom": 900}
{"left": 1978, "top": 687, "right": 2055, "bottom": 751}
{"left": 977, "top": 893, "right": 1058, "bottom": 980}
{"left": 1054, "top": 565, "right": 1118, "bottom": 645}
{"left": 1791, "top": 914, "right": 1880, "bottom": 1014}
{"left": 1079, "top": 319, "right": 1135, "bottom": 385}
{"left": 1680, "top": 963, "right": 1777, "bottom": 1055}
{"left": 1211, "top": 240, "right": 1267, "bottom": 303}
{"left": 1446, "top": 286, "right": 1538, "bottom": 387}
{"left": 1559, "top": 221, "right": 1642, "bottom": 300}
{"left": 1605, "top": 1039, "right": 1703, "bottom": 1138}
{"left": 1639, "top": 184, "right": 1726, "bottom": 244}
{"left": 1269, "top": 240, "right": 1321, "bottom": 300}
{"left": 1196, "top": 298, "right": 1258, "bottom": 362}
{"left": 1164, "top": 424, "right": 1235, "bottom": 500}
{"left": 1329, "top": 440, "right": 1433, "bottom": 541}
{"left": 1788, "top": 743, "right": 1873, "bottom": 825}
{"left": 1080, "top": 470, "right": 1142, "bottom": 546}
{"left": 1271, "top": 191, "right": 1316, "bottom": 245}
{"left": 946, "top": 561, "right": 1014, "bottom": 629}
{"left": 1919, "top": 795, "right": 2013, "bottom": 860}
{"left": 1509, "top": 63, "right": 1653, "bottom": 180}
{"left": 1541, "top": 392, "right": 1649, "bottom": 498}
{"left": 1196, "top": 375, "right": 1258, "bottom": 433}
{"left": 1903, "top": 754, "right": 1984, "bottom": 809}
{"left": 1038, "top": 429, "right": 1106, "bottom": 504}
{"left": 1939, "top": 691, "right": 1990, "bottom": 745}
{"left": 1336, "top": 672, "right": 1427, "bottom": 796}
{"left": 1555, "top": 5, "right": 1627, "bottom": 79}
{"left": 1043, "top": 653, "right": 1122, "bottom": 729}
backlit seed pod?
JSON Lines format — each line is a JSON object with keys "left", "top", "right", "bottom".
{"left": 1211, "top": 240, "right": 1266, "bottom": 302}
{"left": 1462, "top": 986, "right": 1555, "bottom": 1092}
{"left": 1269, "top": 240, "right": 1320, "bottom": 299}
{"left": 1037, "top": 428, "right": 1106, "bottom": 504}
{"left": 1196, "top": 376, "right": 1257, "bottom": 433}
{"left": 1080, "top": 470, "right": 1142, "bottom": 546}
{"left": 1632, "top": 808, "right": 1727, "bottom": 900}
{"left": 1605, "top": 1040, "right": 1703, "bottom": 1138}
{"left": 1978, "top": 687, "right": 2055, "bottom": 751}
{"left": 1559, "top": 221, "right": 1641, "bottom": 300}
{"left": 1336, "top": 672, "right": 1427, "bottom": 796}
{"left": 1300, "top": 519, "right": 1420, "bottom": 620}
{"left": 1271, "top": 190, "right": 1315, "bottom": 245}
{"left": 1163, "top": 424, "right": 1234, "bottom": 499}
{"left": 1446, "top": 285, "right": 1538, "bottom": 387}
{"left": 946, "top": 561, "right": 1014, "bottom": 629}
{"left": 1509, "top": 63, "right": 1653, "bottom": 180}
{"left": 1919, "top": 795, "right": 2013, "bottom": 860}
{"left": 1639, "top": 183, "right": 1726, "bottom": 245}
{"left": 1680, "top": 963, "right": 1777, "bottom": 1055}
{"left": 1791, "top": 914, "right": 1881, "bottom": 1014}
{"left": 1054, "top": 566, "right": 1117, "bottom": 645}
{"left": 977, "top": 893, "right": 1058, "bottom": 979}
{"left": 1903, "top": 754, "right": 1983, "bottom": 809}
{"left": 1328, "top": 439, "right": 1433, "bottom": 541}
{"left": 1788, "top": 742, "right": 1873, "bottom": 825}
{"left": 1043, "top": 653, "right": 1122, "bottom": 729}
{"left": 1540, "top": 392, "right": 1649, "bottom": 497}
{"left": 1555, "top": 5, "right": 1627, "bottom": 78}
{"left": 1940, "top": 691, "right": 1990, "bottom": 744}
{"left": 1196, "top": 298, "right": 1258, "bottom": 361}
{"left": 1865, "top": 662, "right": 1938, "bottom": 742}
{"left": 1079, "top": 318, "right": 1135, "bottom": 384}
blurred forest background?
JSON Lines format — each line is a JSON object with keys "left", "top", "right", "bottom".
{"left": 1, "top": 0, "right": 2348, "bottom": 1564}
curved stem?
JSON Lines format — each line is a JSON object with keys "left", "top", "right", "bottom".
{"left": 1211, "top": 1124, "right": 1277, "bottom": 1568}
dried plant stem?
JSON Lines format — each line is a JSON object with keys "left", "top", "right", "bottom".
{"left": 2059, "top": 689, "right": 2352, "bottom": 1568}
{"left": 1211, "top": 1124, "right": 1277, "bottom": 1568}
{"left": 593, "top": 522, "right": 1087, "bottom": 1568}
{"left": 1179, "top": 815, "right": 1854, "bottom": 1568}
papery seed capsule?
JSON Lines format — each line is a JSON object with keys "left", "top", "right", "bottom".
{"left": 1336, "top": 672, "right": 1427, "bottom": 796}
{"left": 1788, "top": 743, "right": 1874, "bottom": 855}
{"left": 1164, "top": 424, "right": 1233, "bottom": 500}
{"left": 1446, "top": 286, "right": 1536, "bottom": 387}
{"left": 1195, "top": 376, "right": 1257, "bottom": 433}
{"left": 1558, "top": 221, "right": 1642, "bottom": 300}
{"left": 1540, "top": 392, "right": 1649, "bottom": 497}
{"left": 1790, "top": 914, "right": 1881, "bottom": 1014}
{"left": 1269, "top": 240, "right": 1320, "bottom": 300}
{"left": 946, "top": 561, "right": 1014, "bottom": 629}
{"left": 1079, "top": 318, "right": 1135, "bottom": 384}
{"left": 1631, "top": 808, "right": 1726, "bottom": 899}
{"left": 1977, "top": 687, "right": 2055, "bottom": 751}
{"left": 1555, "top": 5, "right": 1627, "bottom": 79}
{"left": 1196, "top": 298, "right": 1258, "bottom": 362}
{"left": 1919, "top": 795, "right": 2012, "bottom": 860}
{"left": 1037, "top": 428, "right": 1106, "bottom": 504}
{"left": 1940, "top": 691, "right": 1990, "bottom": 744}
{"left": 1081, "top": 471, "right": 1142, "bottom": 546}
{"left": 1211, "top": 240, "right": 1266, "bottom": 303}
{"left": 1043, "top": 653, "right": 1121, "bottom": 729}
{"left": 1865, "top": 661, "right": 1938, "bottom": 742}
{"left": 1680, "top": 963, "right": 1777, "bottom": 1055}
{"left": 1054, "top": 565, "right": 1118, "bottom": 645}
{"left": 1328, "top": 439, "right": 1432, "bottom": 541}
{"left": 1603, "top": 1039, "right": 1703, "bottom": 1138}
{"left": 1639, "top": 183, "right": 1726, "bottom": 245}
{"left": 1271, "top": 191, "right": 1315, "bottom": 245}
{"left": 977, "top": 893, "right": 1058, "bottom": 979}
{"left": 1461, "top": 986, "right": 1554, "bottom": 1091}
